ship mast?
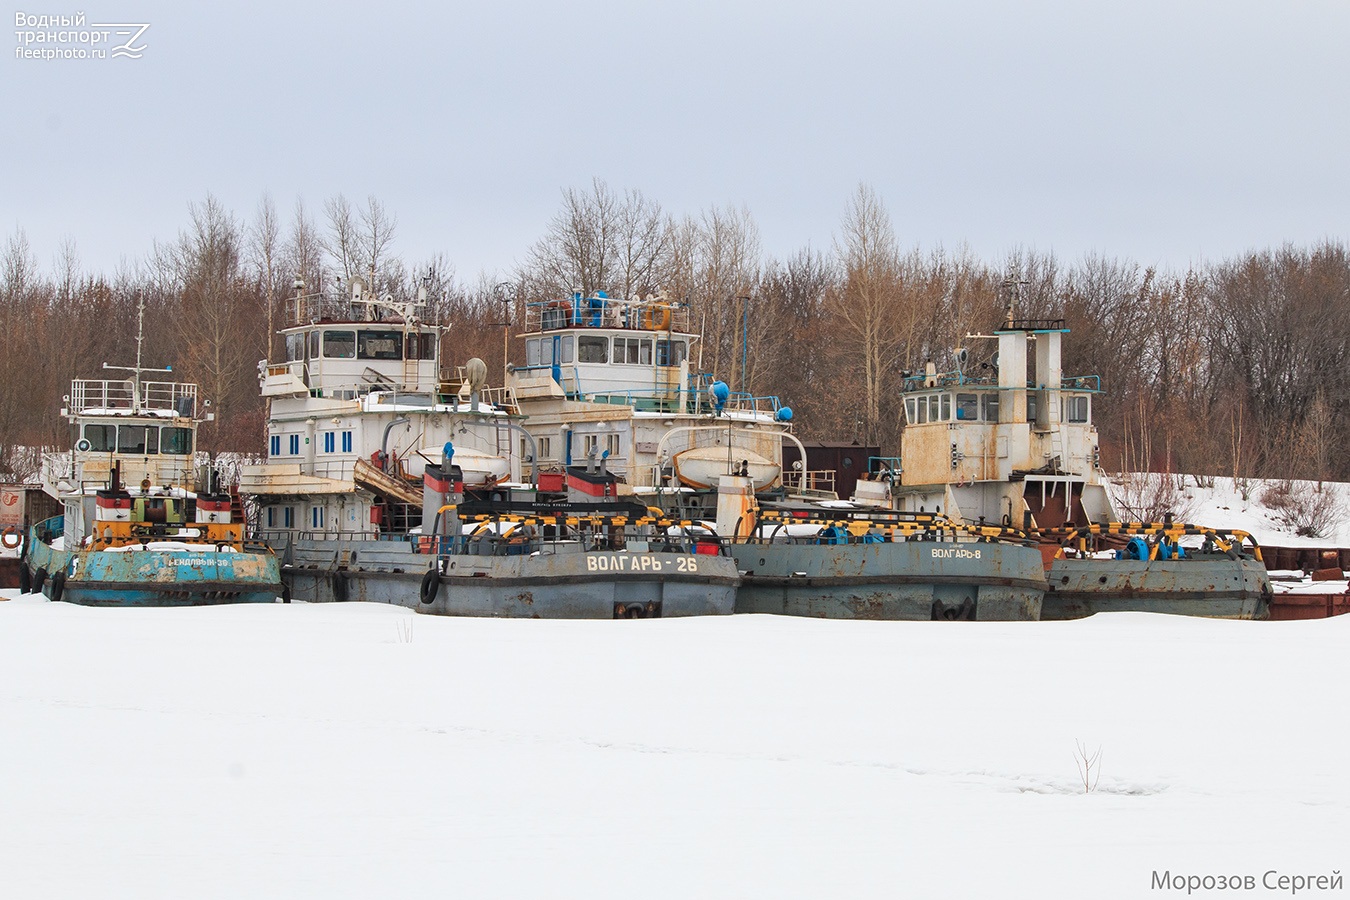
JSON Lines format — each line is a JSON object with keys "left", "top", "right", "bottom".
{"left": 102, "top": 294, "right": 171, "bottom": 415}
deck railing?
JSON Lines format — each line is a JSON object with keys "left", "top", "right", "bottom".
{"left": 70, "top": 379, "right": 198, "bottom": 416}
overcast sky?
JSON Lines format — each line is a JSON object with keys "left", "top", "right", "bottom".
{"left": 4, "top": 0, "right": 1348, "bottom": 281}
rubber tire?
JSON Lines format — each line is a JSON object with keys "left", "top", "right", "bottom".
{"left": 18, "top": 563, "right": 30, "bottom": 594}
{"left": 281, "top": 583, "right": 292, "bottom": 604}
{"left": 49, "top": 571, "right": 65, "bottom": 603}
{"left": 32, "top": 567, "right": 47, "bottom": 595}
{"left": 419, "top": 568, "right": 440, "bottom": 605}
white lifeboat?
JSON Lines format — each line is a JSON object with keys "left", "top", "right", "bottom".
{"left": 422, "top": 446, "right": 510, "bottom": 489}
{"left": 673, "top": 446, "right": 780, "bottom": 491}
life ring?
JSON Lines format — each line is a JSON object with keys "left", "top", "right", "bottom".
{"left": 642, "top": 304, "right": 671, "bottom": 330}
{"left": 419, "top": 567, "right": 440, "bottom": 605}
{"left": 0, "top": 527, "right": 19, "bottom": 549}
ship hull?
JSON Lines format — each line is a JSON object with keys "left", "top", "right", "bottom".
{"left": 1041, "top": 556, "right": 1272, "bottom": 620}
{"left": 26, "top": 523, "right": 282, "bottom": 607}
{"left": 280, "top": 537, "right": 739, "bottom": 618}
{"left": 730, "top": 540, "right": 1047, "bottom": 620}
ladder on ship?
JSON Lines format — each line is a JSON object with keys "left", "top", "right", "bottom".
{"left": 401, "top": 322, "right": 419, "bottom": 389}
{"left": 495, "top": 421, "right": 516, "bottom": 475}
{"left": 1047, "top": 393, "right": 1064, "bottom": 471}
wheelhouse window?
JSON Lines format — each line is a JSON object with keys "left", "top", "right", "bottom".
{"left": 982, "top": 393, "right": 1000, "bottom": 422}
{"left": 308, "top": 331, "right": 320, "bottom": 359}
{"left": 525, "top": 338, "right": 542, "bottom": 367}
{"left": 656, "top": 339, "right": 687, "bottom": 367}
{"left": 160, "top": 426, "right": 193, "bottom": 456}
{"left": 357, "top": 330, "right": 402, "bottom": 360}
{"left": 84, "top": 423, "right": 116, "bottom": 452}
{"left": 285, "top": 333, "right": 305, "bottom": 362}
{"left": 1065, "top": 395, "right": 1089, "bottom": 423}
{"left": 404, "top": 333, "right": 437, "bottom": 360}
{"left": 322, "top": 330, "right": 356, "bottom": 359}
{"left": 117, "top": 424, "right": 158, "bottom": 455}
{"left": 559, "top": 335, "right": 574, "bottom": 364}
{"left": 578, "top": 335, "right": 608, "bottom": 363}
{"left": 937, "top": 395, "right": 950, "bottom": 422}
{"left": 613, "top": 337, "right": 652, "bottom": 365}
{"left": 955, "top": 393, "right": 978, "bottom": 421}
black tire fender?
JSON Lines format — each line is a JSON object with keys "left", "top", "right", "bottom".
{"left": 49, "top": 571, "right": 65, "bottom": 603}
{"left": 19, "top": 563, "right": 31, "bottom": 594}
{"left": 331, "top": 571, "right": 348, "bottom": 603}
{"left": 32, "top": 567, "right": 47, "bottom": 594}
{"left": 419, "top": 567, "right": 440, "bottom": 605}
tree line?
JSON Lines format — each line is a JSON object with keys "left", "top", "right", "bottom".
{"left": 2, "top": 181, "right": 1347, "bottom": 485}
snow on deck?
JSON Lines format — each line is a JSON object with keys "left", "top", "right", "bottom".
{"left": 0, "top": 596, "right": 1345, "bottom": 899}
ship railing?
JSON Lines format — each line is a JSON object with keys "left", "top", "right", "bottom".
{"left": 284, "top": 294, "right": 443, "bottom": 327}
{"left": 685, "top": 372, "right": 787, "bottom": 417}
{"left": 70, "top": 378, "right": 198, "bottom": 416}
{"left": 254, "top": 527, "right": 409, "bottom": 543}
{"left": 781, "top": 469, "right": 836, "bottom": 497}
{"left": 425, "top": 508, "right": 730, "bottom": 558}
{"left": 296, "top": 380, "right": 516, "bottom": 413}
{"left": 900, "top": 372, "right": 1103, "bottom": 393}
{"left": 41, "top": 451, "right": 197, "bottom": 493}
{"left": 1038, "top": 520, "right": 1263, "bottom": 562}
{"left": 866, "top": 456, "right": 904, "bottom": 477}
{"left": 524, "top": 293, "right": 692, "bottom": 334}
{"left": 733, "top": 508, "right": 1036, "bottom": 547}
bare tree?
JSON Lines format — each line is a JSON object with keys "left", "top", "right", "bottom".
{"left": 831, "top": 184, "right": 904, "bottom": 445}
{"left": 248, "top": 193, "right": 281, "bottom": 363}
{"left": 284, "top": 198, "right": 324, "bottom": 297}
{"left": 157, "top": 195, "right": 264, "bottom": 452}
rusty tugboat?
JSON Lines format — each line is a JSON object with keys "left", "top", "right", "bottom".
{"left": 888, "top": 284, "right": 1272, "bottom": 619}
{"left": 24, "top": 300, "right": 282, "bottom": 606}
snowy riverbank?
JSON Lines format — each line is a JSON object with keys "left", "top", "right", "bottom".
{"left": 1, "top": 594, "right": 1346, "bottom": 899}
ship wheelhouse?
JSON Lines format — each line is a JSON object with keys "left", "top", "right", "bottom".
{"left": 512, "top": 291, "right": 698, "bottom": 412}
{"left": 506, "top": 291, "right": 798, "bottom": 492}
{"left": 246, "top": 281, "right": 520, "bottom": 543}
{"left": 896, "top": 317, "right": 1109, "bottom": 528}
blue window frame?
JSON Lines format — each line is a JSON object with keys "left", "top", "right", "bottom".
{"left": 283, "top": 507, "right": 293, "bottom": 528}
{"left": 341, "top": 431, "right": 352, "bottom": 453}
{"left": 266, "top": 507, "right": 275, "bottom": 527}
{"left": 311, "top": 506, "right": 324, "bottom": 529}
{"left": 288, "top": 434, "right": 300, "bottom": 455}
{"left": 269, "top": 435, "right": 280, "bottom": 456}
{"left": 323, "top": 432, "right": 335, "bottom": 453}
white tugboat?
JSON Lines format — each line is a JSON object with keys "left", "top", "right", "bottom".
{"left": 506, "top": 292, "right": 801, "bottom": 496}
{"left": 240, "top": 277, "right": 739, "bottom": 617}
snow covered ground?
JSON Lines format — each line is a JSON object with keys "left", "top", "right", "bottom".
{"left": 1109, "top": 474, "right": 1350, "bottom": 548}
{"left": 1, "top": 592, "right": 1346, "bottom": 899}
